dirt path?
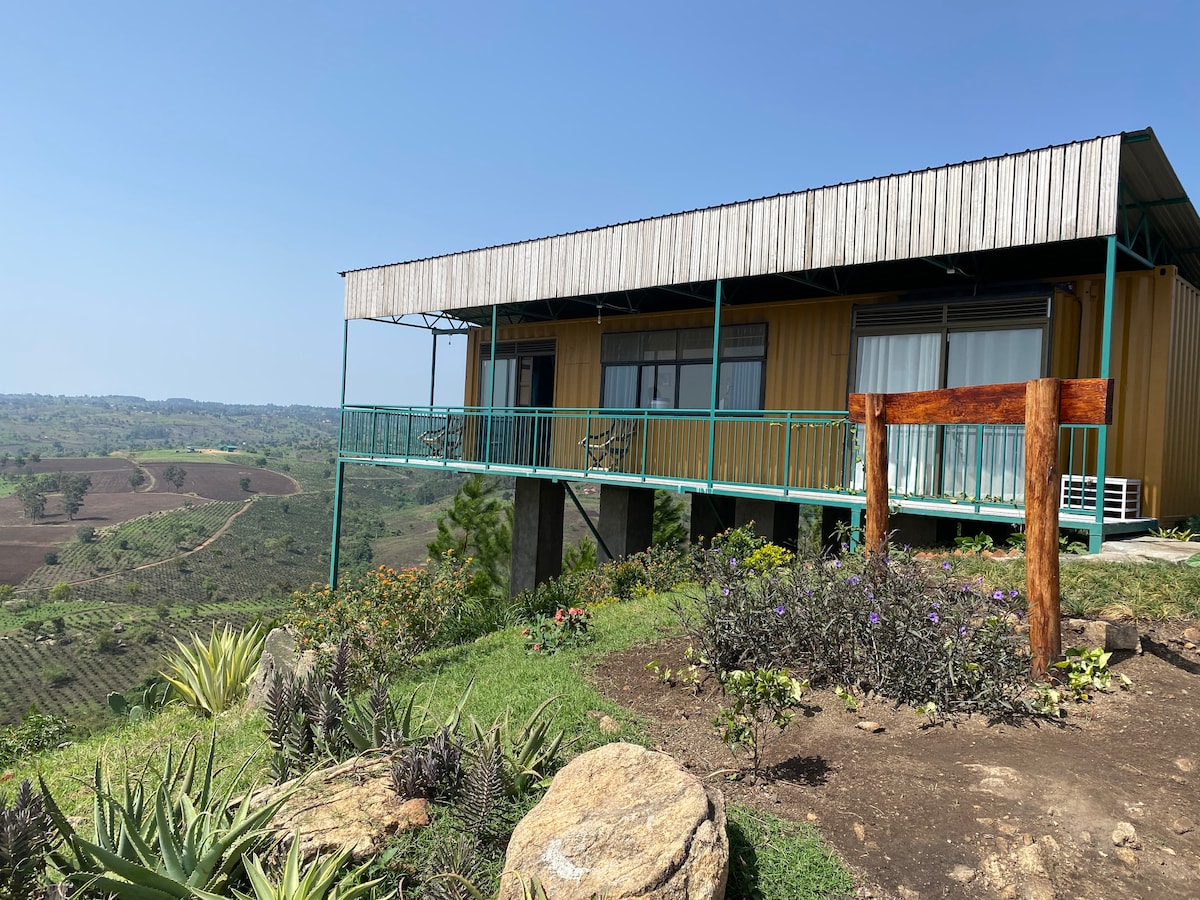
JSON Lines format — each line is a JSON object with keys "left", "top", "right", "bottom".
{"left": 591, "top": 634, "right": 1200, "bottom": 899}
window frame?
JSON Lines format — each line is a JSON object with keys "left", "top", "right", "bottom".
{"left": 599, "top": 324, "right": 768, "bottom": 412}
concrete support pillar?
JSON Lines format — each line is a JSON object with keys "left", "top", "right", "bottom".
{"left": 690, "top": 494, "right": 735, "bottom": 546}
{"left": 510, "top": 478, "right": 565, "bottom": 597}
{"left": 598, "top": 485, "right": 654, "bottom": 562}
{"left": 735, "top": 498, "right": 799, "bottom": 549}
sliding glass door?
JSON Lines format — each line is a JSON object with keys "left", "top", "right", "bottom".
{"left": 851, "top": 309, "right": 1047, "bottom": 503}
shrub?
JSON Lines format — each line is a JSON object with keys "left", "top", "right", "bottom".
{"left": 714, "top": 668, "right": 807, "bottom": 776}
{"left": 41, "top": 663, "right": 72, "bottom": 686}
{"left": 43, "top": 552, "right": 58, "bottom": 566}
{"left": 75, "top": 525, "right": 95, "bottom": 543}
{"left": 0, "top": 708, "right": 68, "bottom": 764}
{"left": 291, "top": 553, "right": 469, "bottom": 685}
{"left": 94, "top": 632, "right": 121, "bottom": 654}
{"left": 48, "top": 581, "right": 72, "bottom": 602}
{"left": 522, "top": 606, "right": 592, "bottom": 655}
{"left": 160, "top": 623, "right": 266, "bottom": 716}
{"left": 677, "top": 530, "right": 1034, "bottom": 717}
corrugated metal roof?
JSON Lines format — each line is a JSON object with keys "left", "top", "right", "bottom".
{"left": 343, "top": 129, "right": 1200, "bottom": 320}
{"left": 1118, "top": 128, "right": 1200, "bottom": 286}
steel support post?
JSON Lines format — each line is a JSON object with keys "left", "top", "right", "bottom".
{"left": 1091, "top": 236, "right": 1117, "bottom": 552}
{"left": 706, "top": 280, "right": 723, "bottom": 489}
{"left": 329, "top": 320, "right": 350, "bottom": 588}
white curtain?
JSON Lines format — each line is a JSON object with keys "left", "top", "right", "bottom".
{"left": 942, "top": 329, "right": 1042, "bottom": 502}
{"left": 853, "top": 333, "right": 941, "bottom": 494}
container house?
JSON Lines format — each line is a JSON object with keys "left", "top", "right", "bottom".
{"left": 332, "top": 128, "right": 1200, "bottom": 591}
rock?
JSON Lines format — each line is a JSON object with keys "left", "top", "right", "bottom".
{"left": 1113, "top": 847, "right": 1139, "bottom": 869}
{"left": 247, "top": 627, "right": 316, "bottom": 709}
{"left": 853, "top": 822, "right": 866, "bottom": 842}
{"left": 1182, "top": 626, "right": 1200, "bottom": 644}
{"left": 1111, "top": 821, "right": 1139, "bottom": 848}
{"left": 1170, "top": 817, "right": 1194, "bottom": 835}
{"left": 947, "top": 864, "right": 976, "bottom": 884}
{"left": 1063, "top": 618, "right": 1140, "bottom": 652}
{"left": 111, "top": 622, "right": 125, "bottom": 634}
{"left": 499, "top": 742, "right": 728, "bottom": 900}
{"left": 855, "top": 721, "right": 885, "bottom": 733}
{"left": 1174, "top": 756, "right": 1195, "bottom": 773}
{"left": 253, "top": 755, "right": 430, "bottom": 862}
{"left": 598, "top": 715, "right": 622, "bottom": 734}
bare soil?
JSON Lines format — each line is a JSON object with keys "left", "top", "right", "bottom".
{"left": 0, "top": 459, "right": 298, "bottom": 584}
{"left": 590, "top": 628, "right": 1200, "bottom": 899}
{"left": 141, "top": 462, "right": 299, "bottom": 500}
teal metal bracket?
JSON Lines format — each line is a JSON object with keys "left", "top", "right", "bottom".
{"left": 563, "top": 482, "right": 613, "bottom": 561}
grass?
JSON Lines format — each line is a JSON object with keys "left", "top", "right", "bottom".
{"left": 942, "top": 554, "right": 1200, "bottom": 620}
{"left": 5, "top": 589, "right": 854, "bottom": 899}
{"left": 727, "top": 804, "right": 855, "bottom": 900}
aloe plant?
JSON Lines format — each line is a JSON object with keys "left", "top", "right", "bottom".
{"left": 161, "top": 623, "right": 266, "bottom": 716}
{"left": 41, "top": 732, "right": 294, "bottom": 900}
{"left": 237, "top": 838, "right": 389, "bottom": 900}
{"left": 466, "top": 698, "right": 566, "bottom": 799}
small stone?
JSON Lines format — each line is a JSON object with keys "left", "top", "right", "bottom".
{"left": 1125, "top": 804, "right": 1146, "bottom": 820}
{"left": 855, "top": 720, "right": 884, "bottom": 733}
{"left": 1114, "top": 846, "right": 1139, "bottom": 869}
{"left": 896, "top": 887, "right": 921, "bottom": 900}
{"left": 597, "top": 715, "right": 621, "bottom": 734}
{"left": 1080, "top": 831, "right": 1092, "bottom": 844}
{"left": 1170, "top": 817, "right": 1194, "bottom": 835}
{"left": 998, "top": 822, "right": 1021, "bottom": 836}
{"left": 853, "top": 822, "right": 866, "bottom": 842}
{"left": 1185, "top": 642, "right": 1197, "bottom": 651}
{"left": 1175, "top": 757, "right": 1195, "bottom": 773}
{"left": 947, "top": 864, "right": 976, "bottom": 884}
{"left": 1019, "top": 876, "right": 1056, "bottom": 900}
{"left": 1112, "top": 821, "right": 1139, "bottom": 848}
{"left": 1182, "top": 626, "right": 1200, "bottom": 643}
{"left": 806, "top": 812, "right": 819, "bottom": 822}
{"left": 111, "top": 622, "right": 125, "bottom": 633}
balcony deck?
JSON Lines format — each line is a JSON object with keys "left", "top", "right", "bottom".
{"left": 339, "top": 404, "right": 1154, "bottom": 542}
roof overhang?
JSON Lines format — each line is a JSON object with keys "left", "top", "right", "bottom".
{"left": 342, "top": 128, "right": 1200, "bottom": 324}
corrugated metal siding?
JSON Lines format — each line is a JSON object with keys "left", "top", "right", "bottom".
{"left": 344, "top": 135, "right": 1123, "bottom": 320}
{"left": 1075, "top": 268, "right": 1178, "bottom": 519}
{"left": 467, "top": 295, "right": 894, "bottom": 412}
{"left": 1162, "top": 274, "right": 1200, "bottom": 521}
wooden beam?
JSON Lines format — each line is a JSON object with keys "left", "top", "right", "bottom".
{"left": 1025, "top": 378, "right": 1063, "bottom": 676}
{"left": 863, "top": 393, "right": 889, "bottom": 554}
{"left": 848, "top": 378, "right": 1112, "bottom": 426}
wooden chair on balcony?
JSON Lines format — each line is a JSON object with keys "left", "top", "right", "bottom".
{"left": 579, "top": 419, "right": 637, "bottom": 472}
{"left": 418, "top": 416, "right": 464, "bottom": 459}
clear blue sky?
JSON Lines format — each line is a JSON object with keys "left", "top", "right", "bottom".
{"left": 2, "top": 1, "right": 1197, "bottom": 407}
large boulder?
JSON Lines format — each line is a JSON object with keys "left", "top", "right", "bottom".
{"left": 252, "top": 755, "right": 431, "bottom": 862}
{"left": 246, "top": 627, "right": 316, "bottom": 709}
{"left": 499, "top": 742, "right": 728, "bottom": 900}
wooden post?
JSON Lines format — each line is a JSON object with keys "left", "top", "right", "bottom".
{"left": 1025, "top": 378, "right": 1062, "bottom": 677}
{"left": 864, "top": 393, "right": 888, "bottom": 554}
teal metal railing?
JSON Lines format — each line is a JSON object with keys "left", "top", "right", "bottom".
{"left": 340, "top": 404, "right": 1110, "bottom": 518}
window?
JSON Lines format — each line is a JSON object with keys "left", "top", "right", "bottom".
{"left": 850, "top": 297, "right": 1050, "bottom": 500}
{"left": 600, "top": 325, "right": 766, "bottom": 410}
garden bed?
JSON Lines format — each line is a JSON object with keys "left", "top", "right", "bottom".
{"left": 591, "top": 633, "right": 1200, "bottom": 899}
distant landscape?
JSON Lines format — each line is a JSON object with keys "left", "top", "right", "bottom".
{"left": 0, "top": 394, "right": 601, "bottom": 728}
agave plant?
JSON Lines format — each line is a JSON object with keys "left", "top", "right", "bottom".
{"left": 41, "top": 732, "right": 294, "bottom": 900}
{"left": 161, "top": 623, "right": 266, "bottom": 716}
{"left": 465, "top": 698, "right": 566, "bottom": 800}
{"left": 236, "top": 838, "right": 389, "bottom": 900}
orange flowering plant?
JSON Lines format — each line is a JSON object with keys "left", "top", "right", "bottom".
{"left": 291, "top": 550, "right": 472, "bottom": 684}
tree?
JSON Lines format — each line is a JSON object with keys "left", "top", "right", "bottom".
{"left": 652, "top": 489, "right": 687, "bottom": 548}
{"left": 129, "top": 468, "right": 146, "bottom": 488}
{"left": 58, "top": 472, "right": 91, "bottom": 520}
{"left": 239, "top": 476, "right": 252, "bottom": 492}
{"left": 427, "top": 474, "right": 512, "bottom": 598}
{"left": 48, "top": 582, "right": 73, "bottom": 603}
{"left": 16, "top": 478, "right": 46, "bottom": 520}
{"left": 162, "top": 465, "right": 187, "bottom": 491}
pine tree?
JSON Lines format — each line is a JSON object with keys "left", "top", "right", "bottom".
{"left": 652, "top": 489, "right": 687, "bottom": 548}
{"left": 427, "top": 475, "right": 512, "bottom": 598}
